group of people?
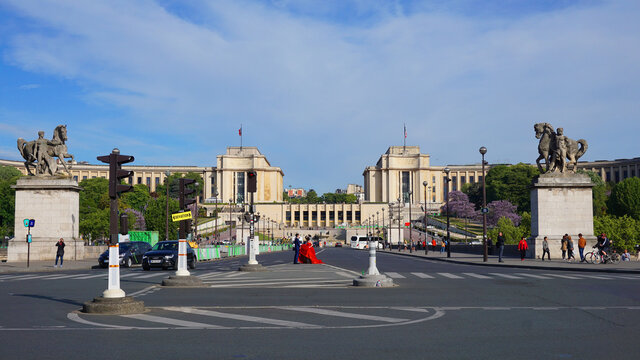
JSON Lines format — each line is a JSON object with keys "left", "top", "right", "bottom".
{"left": 292, "top": 234, "right": 323, "bottom": 264}
{"left": 494, "top": 232, "right": 529, "bottom": 262}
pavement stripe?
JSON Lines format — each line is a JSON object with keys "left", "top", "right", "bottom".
{"left": 385, "top": 272, "right": 405, "bottom": 279}
{"left": 119, "top": 273, "right": 140, "bottom": 278}
{"left": 489, "top": 273, "right": 523, "bottom": 279}
{"left": 611, "top": 275, "right": 640, "bottom": 280}
{"left": 1, "top": 274, "right": 41, "bottom": 280}
{"left": 574, "top": 274, "right": 614, "bottom": 280}
{"left": 43, "top": 273, "right": 91, "bottom": 280}
{"left": 206, "top": 280, "right": 326, "bottom": 287}
{"left": 282, "top": 307, "right": 408, "bottom": 323}
{"left": 121, "top": 313, "right": 224, "bottom": 329}
{"left": 134, "top": 273, "right": 168, "bottom": 279}
{"left": 223, "top": 272, "right": 247, "bottom": 278}
{"left": 462, "top": 273, "right": 492, "bottom": 279}
{"left": 437, "top": 272, "right": 464, "bottom": 279}
{"left": 204, "top": 277, "right": 326, "bottom": 283}
{"left": 542, "top": 273, "right": 582, "bottom": 279}
{"left": 6, "top": 274, "right": 62, "bottom": 281}
{"left": 335, "top": 272, "right": 354, "bottom": 278}
{"left": 73, "top": 273, "right": 109, "bottom": 279}
{"left": 514, "top": 273, "right": 553, "bottom": 279}
{"left": 410, "top": 272, "right": 434, "bottom": 279}
{"left": 164, "top": 307, "right": 319, "bottom": 328}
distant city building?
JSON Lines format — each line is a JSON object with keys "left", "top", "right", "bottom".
{"left": 286, "top": 188, "right": 306, "bottom": 198}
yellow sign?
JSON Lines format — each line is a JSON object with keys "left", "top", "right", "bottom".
{"left": 172, "top": 211, "right": 192, "bottom": 222}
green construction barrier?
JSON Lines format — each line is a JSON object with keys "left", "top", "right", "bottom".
{"left": 129, "top": 231, "right": 159, "bottom": 247}
{"left": 195, "top": 246, "right": 221, "bottom": 261}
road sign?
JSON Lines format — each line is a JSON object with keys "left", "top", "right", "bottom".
{"left": 23, "top": 219, "right": 29, "bottom": 227}
{"left": 405, "top": 222, "right": 411, "bottom": 227}
{"left": 29, "top": 219, "right": 35, "bottom": 227}
{"left": 481, "top": 208, "right": 489, "bottom": 214}
{"left": 172, "top": 211, "right": 192, "bottom": 222}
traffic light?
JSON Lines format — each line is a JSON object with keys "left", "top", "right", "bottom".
{"left": 247, "top": 171, "right": 257, "bottom": 193}
{"left": 179, "top": 178, "right": 197, "bottom": 209}
{"left": 97, "top": 149, "right": 135, "bottom": 199}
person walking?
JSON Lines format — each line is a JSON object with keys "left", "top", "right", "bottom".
{"left": 518, "top": 237, "right": 528, "bottom": 261}
{"left": 561, "top": 234, "right": 568, "bottom": 260}
{"left": 567, "top": 235, "right": 575, "bottom": 262}
{"left": 440, "top": 239, "right": 446, "bottom": 254}
{"left": 293, "top": 233, "right": 301, "bottom": 264}
{"left": 578, "top": 233, "right": 586, "bottom": 262}
{"left": 496, "top": 232, "right": 505, "bottom": 263}
{"left": 54, "top": 238, "right": 65, "bottom": 268}
{"left": 432, "top": 238, "right": 437, "bottom": 252}
{"left": 541, "top": 236, "right": 551, "bottom": 261}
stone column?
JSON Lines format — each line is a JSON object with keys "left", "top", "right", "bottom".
{"left": 9, "top": 177, "right": 82, "bottom": 262}
{"left": 530, "top": 173, "right": 596, "bottom": 259}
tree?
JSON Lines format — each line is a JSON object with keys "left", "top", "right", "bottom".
{"left": 486, "top": 163, "right": 539, "bottom": 213}
{"left": 594, "top": 214, "right": 640, "bottom": 252}
{"left": 0, "top": 166, "right": 22, "bottom": 237}
{"left": 305, "top": 189, "right": 319, "bottom": 204}
{"left": 485, "top": 200, "right": 521, "bottom": 227}
{"left": 578, "top": 170, "right": 608, "bottom": 216}
{"left": 487, "top": 217, "right": 525, "bottom": 245}
{"left": 607, "top": 177, "right": 640, "bottom": 220}
{"left": 461, "top": 182, "right": 482, "bottom": 209}
{"left": 441, "top": 191, "right": 476, "bottom": 219}
{"left": 79, "top": 178, "right": 110, "bottom": 241}
{"left": 121, "top": 184, "right": 151, "bottom": 212}
{"left": 123, "top": 208, "right": 146, "bottom": 231}
{"left": 144, "top": 195, "right": 180, "bottom": 240}
{"left": 155, "top": 172, "right": 203, "bottom": 200}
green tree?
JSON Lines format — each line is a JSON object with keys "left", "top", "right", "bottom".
{"left": 78, "top": 178, "right": 110, "bottom": 241}
{"left": 121, "top": 184, "right": 152, "bottom": 212}
{"left": 594, "top": 214, "right": 640, "bottom": 251}
{"left": 486, "top": 163, "right": 540, "bottom": 213}
{"left": 578, "top": 170, "right": 608, "bottom": 216}
{"left": 0, "top": 166, "right": 22, "bottom": 237}
{"left": 607, "top": 177, "right": 640, "bottom": 220}
{"left": 305, "top": 189, "right": 319, "bottom": 204}
{"left": 461, "top": 182, "right": 482, "bottom": 209}
{"left": 155, "top": 172, "right": 203, "bottom": 200}
{"left": 144, "top": 195, "right": 180, "bottom": 240}
{"left": 487, "top": 217, "right": 524, "bottom": 245}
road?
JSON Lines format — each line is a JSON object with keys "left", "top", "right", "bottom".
{"left": 1, "top": 247, "right": 639, "bottom": 359}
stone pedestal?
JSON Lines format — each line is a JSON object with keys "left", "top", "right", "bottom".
{"left": 530, "top": 173, "right": 596, "bottom": 259}
{"left": 8, "top": 177, "right": 82, "bottom": 262}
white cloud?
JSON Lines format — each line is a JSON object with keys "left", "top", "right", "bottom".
{"left": 2, "top": 0, "right": 639, "bottom": 191}
{"left": 18, "top": 84, "right": 40, "bottom": 90}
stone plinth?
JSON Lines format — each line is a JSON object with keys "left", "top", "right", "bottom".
{"left": 8, "top": 177, "right": 82, "bottom": 262}
{"left": 530, "top": 173, "right": 596, "bottom": 258}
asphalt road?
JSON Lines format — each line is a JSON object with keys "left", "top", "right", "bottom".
{"left": 1, "top": 247, "right": 639, "bottom": 359}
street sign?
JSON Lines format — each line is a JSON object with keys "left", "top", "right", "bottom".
{"left": 23, "top": 219, "right": 29, "bottom": 227}
{"left": 172, "top": 211, "right": 192, "bottom": 222}
{"left": 29, "top": 219, "right": 35, "bottom": 227}
{"left": 405, "top": 222, "right": 411, "bottom": 227}
{"left": 26, "top": 234, "right": 32, "bottom": 243}
{"left": 481, "top": 207, "right": 489, "bottom": 214}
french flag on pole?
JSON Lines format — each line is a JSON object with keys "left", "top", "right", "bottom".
{"left": 404, "top": 124, "right": 407, "bottom": 138}
{"left": 239, "top": 126, "right": 242, "bottom": 136}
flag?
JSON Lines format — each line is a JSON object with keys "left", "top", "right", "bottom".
{"left": 404, "top": 124, "right": 407, "bottom": 138}
{"left": 239, "top": 127, "right": 242, "bottom": 136}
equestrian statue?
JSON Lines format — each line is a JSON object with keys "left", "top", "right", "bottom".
{"left": 17, "top": 125, "right": 75, "bottom": 176}
{"left": 534, "top": 123, "right": 588, "bottom": 174}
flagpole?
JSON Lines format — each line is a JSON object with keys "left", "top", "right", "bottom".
{"left": 403, "top": 123, "right": 406, "bottom": 153}
{"left": 240, "top": 124, "right": 243, "bottom": 151}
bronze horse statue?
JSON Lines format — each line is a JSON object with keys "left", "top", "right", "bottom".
{"left": 534, "top": 123, "right": 588, "bottom": 173}
{"left": 17, "top": 125, "right": 74, "bottom": 176}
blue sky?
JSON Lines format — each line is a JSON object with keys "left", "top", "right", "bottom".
{"left": 1, "top": 0, "right": 639, "bottom": 193}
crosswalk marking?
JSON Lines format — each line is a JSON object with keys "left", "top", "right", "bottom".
{"left": 438, "top": 272, "right": 463, "bottom": 279}
{"left": 134, "top": 273, "right": 167, "bottom": 279}
{"left": 43, "top": 273, "right": 90, "bottom": 280}
{"left": 335, "top": 272, "right": 355, "bottom": 278}
{"left": 463, "top": 273, "right": 492, "bottom": 279}
{"left": 164, "top": 307, "right": 319, "bottom": 328}
{"left": 576, "top": 274, "right": 614, "bottom": 280}
{"left": 121, "top": 313, "right": 224, "bottom": 329}
{"left": 73, "top": 273, "right": 108, "bottom": 279}
{"left": 543, "top": 273, "right": 581, "bottom": 279}
{"left": 489, "top": 273, "right": 523, "bottom": 279}
{"left": 385, "top": 272, "right": 405, "bottom": 278}
{"left": 281, "top": 307, "right": 409, "bottom": 323}
{"left": 120, "top": 273, "right": 141, "bottom": 278}
{"left": 514, "top": 273, "right": 552, "bottom": 279}
{"left": 411, "top": 272, "right": 434, "bottom": 278}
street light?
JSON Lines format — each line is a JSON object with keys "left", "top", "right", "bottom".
{"left": 480, "top": 146, "right": 488, "bottom": 262}
{"left": 408, "top": 190, "right": 413, "bottom": 252}
{"left": 443, "top": 167, "right": 451, "bottom": 258}
{"left": 213, "top": 191, "right": 219, "bottom": 243}
{"left": 397, "top": 197, "right": 402, "bottom": 251}
{"left": 165, "top": 170, "right": 170, "bottom": 241}
{"left": 229, "top": 198, "right": 233, "bottom": 244}
{"left": 381, "top": 208, "right": 386, "bottom": 248}
{"left": 376, "top": 211, "right": 379, "bottom": 238}
{"left": 423, "top": 180, "right": 428, "bottom": 254}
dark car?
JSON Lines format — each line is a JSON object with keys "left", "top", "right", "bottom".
{"left": 142, "top": 240, "right": 197, "bottom": 271}
{"left": 98, "top": 241, "right": 152, "bottom": 268}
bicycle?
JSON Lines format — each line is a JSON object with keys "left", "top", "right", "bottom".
{"left": 585, "top": 248, "right": 620, "bottom": 264}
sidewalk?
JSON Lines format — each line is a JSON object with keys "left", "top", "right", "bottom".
{"left": 380, "top": 249, "right": 640, "bottom": 274}
{"left": 0, "top": 259, "right": 100, "bottom": 274}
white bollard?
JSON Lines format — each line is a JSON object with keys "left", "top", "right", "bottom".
{"left": 248, "top": 235, "right": 258, "bottom": 265}
{"left": 103, "top": 244, "right": 125, "bottom": 298}
{"left": 175, "top": 239, "right": 190, "bottom": 276}
{"left": 367, "top": 240, "right": 380, "bottom": 276}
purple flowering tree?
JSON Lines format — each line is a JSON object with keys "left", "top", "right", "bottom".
{"left": 441, "top": 191, "right": 477, "bottom": 219}
{"left": 124, "top": 208, "right": 146, "bottom": 231}
{"left": 485, "top": 200, "right": 521, "bottom": 227}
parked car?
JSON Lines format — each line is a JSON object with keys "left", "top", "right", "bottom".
{"left": 334, "top": 242, "right": 343, "bottom": 247}
{"left": 98, "top": 241, "right": 152, "bottom": 268}
{"left": 142, "top": 240, "right": 197, "bottom": 270}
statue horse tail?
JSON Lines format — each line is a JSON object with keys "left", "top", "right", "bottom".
{"left": 17, "top": 138, "right": 31, "bottom": 161}
{"left": 576, "top": 139, "right": 588, "bottom": 160}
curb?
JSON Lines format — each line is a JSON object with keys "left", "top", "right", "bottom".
{"left": 379, "top": 250, "right": 640, "bottom": 274}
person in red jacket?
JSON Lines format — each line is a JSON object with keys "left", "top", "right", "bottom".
{"left": 518, "top": 237, "right": 528, "bottom": 261}
{"left": 298, "top": 238, "right": 323, "bottom": 264}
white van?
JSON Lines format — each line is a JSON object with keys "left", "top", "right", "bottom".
{"left": 350, "top": 236, "right": 383, "bottom": 249}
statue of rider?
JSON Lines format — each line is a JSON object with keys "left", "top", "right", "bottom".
{"left": 551, "top": 127, "right": 567, "bottom": 173}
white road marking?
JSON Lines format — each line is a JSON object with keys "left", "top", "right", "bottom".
{"left": 514, "top": 273, "right": 552, "bottom": 279}
{"left": 281, "top": 307, "right": 409, "bottom": 323}
{"left": 385, "top": 272, "right": 405, "bottom": 279}
{"left": 73, "top": 273, "right": 108, "bottom": 279}
{"left": 223, "top": 272, "right": 248, "bottom": 278}
{"left": 542, "top": 273, "right": 581, "bottom": 279}
{"left": 164, "top": 307, "right": 319, "bottom": 328}
{"left": 122, "top": 313, "right": 224, "bottom": 329}
{"left": 43, "top": 274, "right": 91, "bottom": 280}
{"left": 437, "top": 272, "right": 463, "bottom": 279}
{"left": 127, "top": 285, "right": 159, "bottom": 297}
{"left": 335, "top": 272, "right": 354, "bottom": 278}
{"left": 119, "top": 273, "right": 140, "bottom": 278}
{"left": 463, "top": 273, "right": 492, "bottom": 279}
{"left": 134, "top": 273, "right": 167, "bottom": 279}
{"left": 575, "top": 274, "right": 614, "bottom": 280}
{"left": 489, "top": 273, "right": 523, "bottom": 279}
{"left": 411, "top": 272, "right": 434, "bottom": 278}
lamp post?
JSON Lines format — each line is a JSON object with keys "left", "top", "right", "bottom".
{"left": 408, "top": 190, "right": 413, "bottom": 252}
{"left": 165, "top": 171, "right": 171, "bottom": 241}
{"left": 213, "top": 191, "right": 218, "bottom": 243}
{"left": 397, "top": 197, "right": 402, "bottom": 251}
{"left": 229, "top": 198, "right": 233, "bottom": 244}
{"left": 423, "top": 180, "right": 428, "bottom": 254}
{"left": 376, "top": 211, "right": 379, "bottom": 238}
{"left": 381, "top": 208, "right": 386, "bottom": 248}
{"left": 480, "top": 146, "right": 488, "bottom": 262}
{"left": 443, "top": 167, "right": 451, "bottom": 258}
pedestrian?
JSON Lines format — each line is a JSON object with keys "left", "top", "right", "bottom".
{"left": 54, "top": 238, "right": 65, "bottom": 268}
{"left": 432, "top": 238, "right": 436, "bottom": 252}
{"left": 293, "top": 233, "right": 301, "bottom": 264}
{"left": 518, "top": 236, "right": 528, "bottom": 261}
{"left": 487, "top": 238, "right": 493, "bottom": 255}
{"left": 561, "top": 234, "right": 568, "bottom": 260}
{"left": 578, "top": 233, "right": 586, "bottom": 262}
{"left": 496, "top": 232, "right": 505, "bottom": 262}
{"left": 541, "top": 236, "right": 551, "bottom": 261}
{"left": 440, "top": 239, "right": 446, "bottom": 254}
{"left": 621, "top": 249, "right": 631, "bottom": 261}
{"left": 567, "top": 235, "right": 575, "bottom": 262}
